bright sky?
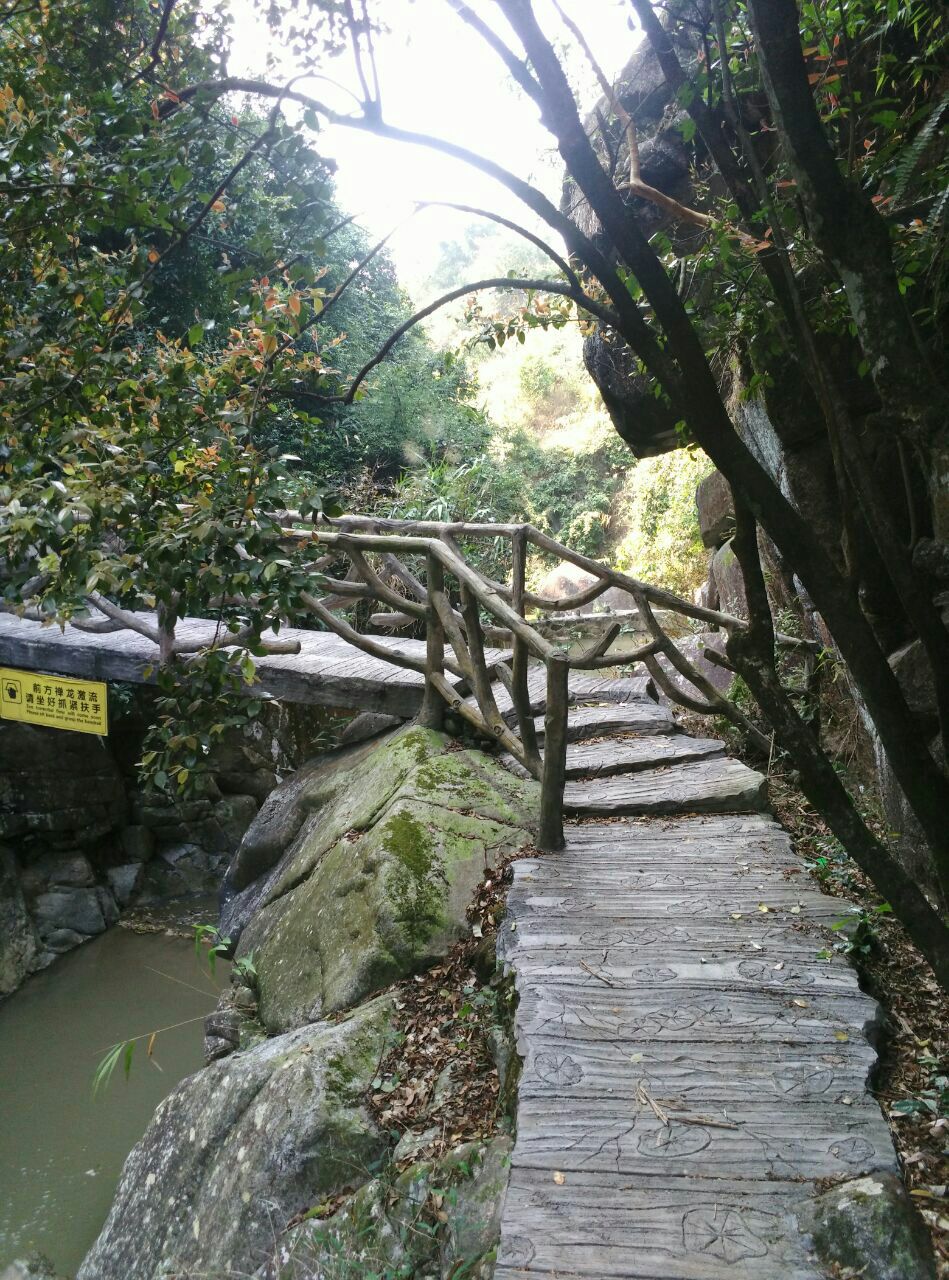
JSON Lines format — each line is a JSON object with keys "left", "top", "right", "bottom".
{"left": 230, "top": 0, "right": 638, "bottom": 293}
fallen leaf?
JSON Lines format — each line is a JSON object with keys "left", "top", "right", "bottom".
{"left": 834, "top": 1030, "right": 849, "bottom": 1042}
{"left": 553, "top": 1171, "right": 565, "bottom": 1185}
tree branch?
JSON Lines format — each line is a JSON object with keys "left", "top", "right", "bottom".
{"left": 123, "top": 0, "right": 178, "bottom": 90}
{"left": 444, "top": 0, "right": 546, "bottom": 114}
{"left": 415, "top": 200, "right": 580, "bottom": 288}
{"left": 340, "top": 276, "right": 621, "bottom": 403}
{"left": 553, "top": 0, "right": 715, "bottom": 231}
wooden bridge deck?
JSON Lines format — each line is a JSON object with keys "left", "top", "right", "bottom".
{"left": 0, "top": 612, "right": 504, "bottom": 718}
{"left": 495, "top": 683, "right": 898, "bottom": 1279}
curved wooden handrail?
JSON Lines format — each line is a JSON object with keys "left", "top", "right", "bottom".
{"left": 47, "top": 513, "right": 781, "bottom": 853}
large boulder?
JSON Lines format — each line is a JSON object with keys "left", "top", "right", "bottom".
{"left": 78, "top": 996, "right": 395, "bottom": 1280}
{"left": 535, "top": 561, "right": 639, "bottom": 614}
{"left": 695, "top": 470, "right": 735, "bottom": 549}
{"left": 31, "top": 886, "right": 106, "bottom": 938}
{"left": 0, "top": 1257, "right": 65, "bottom": 1280}
{"left": 888, "top": 638, "right": 937, "bottom": 729}
{"left": 228, "top": 727, "right": 538, "bottom": 1031}
{"left": 710, "top": 537, "right": 748, "bottom": 620}
{"left": 654, "top": 632, "right": 733, "bottom": 700}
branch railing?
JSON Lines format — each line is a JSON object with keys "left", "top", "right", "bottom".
{"left": 17, "top": 514, "right": 816, "bottom": 850}
{"left": 282, "top": 515, "right": 814, "bottom": 849}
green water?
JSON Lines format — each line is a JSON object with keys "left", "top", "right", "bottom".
{"left": 0, "top": 928, "right": 225, "bottom": 1275}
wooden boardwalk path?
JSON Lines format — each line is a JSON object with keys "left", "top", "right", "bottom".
{"left": 495, "top": 682, "right": 899, "bottom": 1279}
{"left": 0, "top": 613, "right": 502, "bottom": 717}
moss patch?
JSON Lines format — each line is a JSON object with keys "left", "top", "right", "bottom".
{"left": 383, "top": 810, "right": 448, "bottom": 948}
{"left": 240, "top": 728, "right": 538, "bottom": 1029}
{"left": 281, "top": 1136, "right": 512, "bottom": 1280}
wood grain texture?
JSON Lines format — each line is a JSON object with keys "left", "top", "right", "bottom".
{"left": 563, "top": 756, "right": 768, "bottom": 816}
{"left": 468, "top": 668, "right": 656, "bottom": 723}
{"left": 501, "top": 734, "right": 725, "bottom": 780}
{"left": 0, "top": 612, "right": 504, "bottom": 717}
{"left": 497, "top": 708, "right": 899, "bottom": 1277}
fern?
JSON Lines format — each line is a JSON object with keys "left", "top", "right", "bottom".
{"left": 891, "top": 91, "right": 949, "bottom": 205}
{"left": 931, "top": 182, "right": 949, "bottom": 231}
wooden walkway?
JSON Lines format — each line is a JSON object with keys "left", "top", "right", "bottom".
{"left": 495, "top": 682, "right": 899, "bottom": 1279}
{"left": 0, "top": 613, "right": 504, "bottom": 718}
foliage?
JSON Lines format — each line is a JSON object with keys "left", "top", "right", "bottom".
{"left": 889, "top": 1053, "right": 949, "bottom": 1121}
{"left": 0, "top": 0, "right": 480, "bottom": 786}
{"left": 615, "top": 449, "right": 715, "bottom": 597}
{"left": 0, "top": 4, "right": 336, "bottom": 688}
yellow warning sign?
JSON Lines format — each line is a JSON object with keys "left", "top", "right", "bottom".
{"left": 0, "top": 668, "right": 108, "bottom": 736}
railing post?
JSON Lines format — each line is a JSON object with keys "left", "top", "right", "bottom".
{"left": 418, "top": 552, "right": 446, "bottom": 732}
{"left": 511, "top": 527, "right": 541, "bottom": 769}
{"left": 539, "top": 650, "right": 569, "bottom": 851}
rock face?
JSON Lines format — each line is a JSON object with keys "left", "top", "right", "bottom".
{"left": 274, "top": 1136, "right": 513, "bottom": 1279}
{"left": 799, "top": 1173, "right": 937, "bottom": 1280}
{"left": 710, "top": 538, "right": 748, "bottom": 620}
{"left": 226, "top": 727, "right": 538, "bottom": 1030}
{"left": 696, "top": 470, "right": 735, "bottom": 549}
{"left": 0, "top": 721, "right": 127, "bottom": 851}
{"left": 0, "top": 699, "right": 339, "bottom": 993}
{"left": 78, "top": 996, "right": 395, "bottom": 1280}
{"left": 0, "top": 846, "right": 38, "bottom": 995}
{"left": 0, "top": 722, "right": 129, "bottom": 974}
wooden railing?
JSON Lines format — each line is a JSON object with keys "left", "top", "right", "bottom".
{"left": 285, "top": 515, "right": 795, "bottom": 850}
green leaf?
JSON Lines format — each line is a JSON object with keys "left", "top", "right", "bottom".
{"left": 169, "top": 164, "right": 191, "bottom": 192}
{"left": 93, "top": 1041, "right": 131, "bottom": 1096}
{"left": 187, "top": 324, "right": 203, "bottom": 347}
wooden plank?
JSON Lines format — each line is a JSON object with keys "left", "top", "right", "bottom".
{"left": 470, "top": 670, "right": 657, "bottom": 724}
{"left": 502, "top": 734, "right": 725, "bottom": 780}
{"left": 563, "top": 757, "right": 767, "bottom": 816}
{"left": 499, "top": 772, "right": 897, "bottom": 1278}
{"left": 516, "top": 1036, "right": 879, "bottom": 1104}
{"left": 536, "top": 702, "right": 677, "bottom": 741}
{"left": 500, "top": 952, "right": 864, "bottom": 994}
{"left": 0, "top": 612, "right": 507, "bottom": 717}
{"left": 511, "top": 1093, "right": 895, "bottom": 1180}
{"left": 496, "top": 1169, "right": 824, "bottom": 1279}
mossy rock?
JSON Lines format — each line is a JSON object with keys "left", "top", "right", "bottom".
{"left": 238, "top": 728, "right": 538, "bottom": 1031}
{"left": 78, "top": 997, "right": 395, "bottom": 1280}
{"left": 275, "top": 1136, "right": 513, "bottom": 1279}
{"left": 799, "top": 1173, "right": 936, "bottom": 1280}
